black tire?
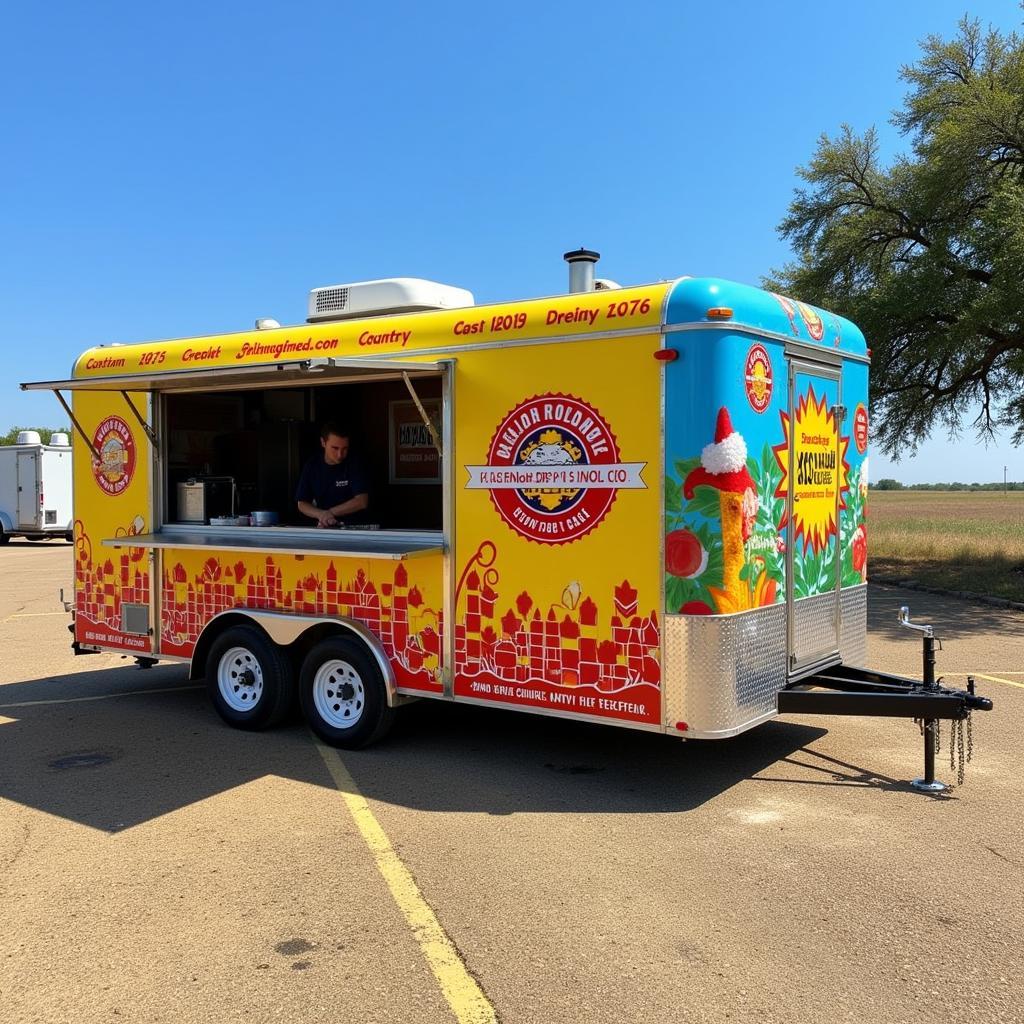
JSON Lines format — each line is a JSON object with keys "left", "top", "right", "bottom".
{"left": 205, "top": 625, "right": 295, "bottom": 731}
{"left": 0, "top": 532, "right": 9, "bottom": 545}
{"left": 299, "top": 635, "right": 394, "bottom": 749}
{"left": 25, "top": 536, "right": 45, "bottom": 542}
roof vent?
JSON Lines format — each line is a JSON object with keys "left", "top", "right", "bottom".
{"left": 313, "top": 286, "right": 349, "bottom": 317}
{"left": 50, "top": 433, "right": 70, "bottom": 447}
{"left": 564, "top": 248, "right": 600, "bottom": 293}
{"left": 307, "top": 277, "right": 473, "bottom": 323}
{"left": 17, "top": 431, "right": 42, "bottom": 445}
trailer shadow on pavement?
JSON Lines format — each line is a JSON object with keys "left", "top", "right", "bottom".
{"left": 0, "top": 664, "right": 846, "bottom": 831}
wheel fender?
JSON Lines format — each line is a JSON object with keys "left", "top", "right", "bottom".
{"left": 0, "top": 511, "right": 13, "bottom": 534}
{"left": 190, "top": 610, "right": 402, "bottom": 706}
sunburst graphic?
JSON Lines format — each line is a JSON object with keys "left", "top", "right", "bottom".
{"left": 773, "top": 385, "right": 850, "bottom": 553}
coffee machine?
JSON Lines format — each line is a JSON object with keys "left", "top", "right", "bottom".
{"left": 175, "top": 476, "right": 235, "bottom": 523}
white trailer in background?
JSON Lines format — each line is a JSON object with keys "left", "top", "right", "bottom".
{"left": 0, "top": 431, "right": 73, "bottom": 544}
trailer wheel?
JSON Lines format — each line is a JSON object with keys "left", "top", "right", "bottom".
{"left": 206, "top": 625, "right": 294, "bottom": 730}
{"left": 299, "top": 636, "right": 394, "bottom": 749}
{"left": 0, "top": 532, "right": 9, "bottom": 545}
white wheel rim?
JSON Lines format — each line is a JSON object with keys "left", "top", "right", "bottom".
{"left": 312, "top": 659, "right": 365, "bottom": 729}
{"left": 217, "top": 646, "right": 264, "bottom": 713}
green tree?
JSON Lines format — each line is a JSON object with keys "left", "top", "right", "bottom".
{"left": 768, "top": 16, "right": 1024, "bottom": 456}
{"left": 1, "top": 426, "right": 71, "bottom": 446}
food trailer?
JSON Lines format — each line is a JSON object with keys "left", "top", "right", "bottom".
{"left": 0, "top": 431, "right": 73, "bottom": 543}
{"left": 23, "top": 252, "right": 991, "bottom": 787}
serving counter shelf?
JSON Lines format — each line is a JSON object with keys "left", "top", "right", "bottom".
{"left": 102, "top": 525, "right": 444, "bottom": 560}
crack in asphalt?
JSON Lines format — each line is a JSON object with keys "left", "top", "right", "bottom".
{"left": 983, "top": 844, "right": 1018, "bottom": 867}
{"left": 0, "top": 819, "right": 31, "bottom": 874}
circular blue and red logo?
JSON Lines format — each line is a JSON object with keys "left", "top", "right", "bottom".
{"left": 91, "top": 416, "right": 137, "bottom": 496}
{"left": 470, "top": 394, "right": 639, "bottom": 544}
{"left": 744, "top": 343, "right": 773, "bottom": 413}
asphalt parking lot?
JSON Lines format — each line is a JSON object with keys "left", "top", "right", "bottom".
{"left": 1, "top": 542, "right": 1021, "bottom": 1024}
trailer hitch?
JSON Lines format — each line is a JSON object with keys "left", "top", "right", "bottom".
{"left": 897, "top": 606, "right": 986, "bottom": 793}
{"left": 778, "top": 604, "right": 993, "bottom": 792}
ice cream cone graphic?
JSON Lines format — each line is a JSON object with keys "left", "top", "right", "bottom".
{"left": 682, "top": 408, "right": 757, "bottom": 612}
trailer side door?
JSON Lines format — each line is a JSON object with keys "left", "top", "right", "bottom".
{"left": 785, "top": 356, "right": 845, "bottom": 676}
{"left": 16, "top": 451, "right": 39, "bottom": 528}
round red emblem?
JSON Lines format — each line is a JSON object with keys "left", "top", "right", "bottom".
{"left": 482, "top": 394, "right": 624, "bottom": 545}
{"left": 854, "top": 403, "right": 869, "bottom": 454}
{"left": 744, "top": 343, "right": 773, "bottom": 413}
{"left": 91, "top": 416, "right": 137, "bottom": 496}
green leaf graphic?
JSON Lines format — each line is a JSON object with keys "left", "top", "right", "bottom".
{"left": 674, "top": 457, "right": 702, "bottom": 481}
{"left": 665, "top": 477, "right": 682, "bottom": 514}
{"left": 686, "top": 485, "right": 722, "bottom": 521}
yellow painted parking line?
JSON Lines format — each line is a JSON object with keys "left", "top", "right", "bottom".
{"left": 0, "top": 716, "right": 16, "bottom": 726}
{"left": 315, "top": 740, "right": 497, "bottom": 1024}
{"left": 0, "top": 685, "right": 203, "bottom": 709}
{"left": 944, "top": 671, "right": 1024, "bottom": 677}
{"left": 972, "top": 673, "right": 1024, "bottom": 690}
{"left": 3, "top": 611, "right": 68, "bottom": 622}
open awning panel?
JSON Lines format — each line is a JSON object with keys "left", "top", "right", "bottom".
{"left": 22, "top": 356, "right": 449, "bottom": 461}
{"left": 20, "top": 356, "right": 447, "bottom": 393}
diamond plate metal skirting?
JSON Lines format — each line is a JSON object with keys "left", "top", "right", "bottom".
{"left": 839, "top": 584, "right": 867, "bottom": 666}
{"left": 792, "top": 589, "right": 840, "bottom": 666}
{"left": 664, "top": 603, "right": 787, "bottom": 739}
{"left": 664, "top": 585, "right": 869, "bottom": 739}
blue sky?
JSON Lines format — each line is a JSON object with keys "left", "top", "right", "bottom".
{"left": 2, "top": 1, "right": 1020, "bottom": 484}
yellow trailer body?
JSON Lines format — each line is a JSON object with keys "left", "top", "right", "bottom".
{"left": 25, "top": 273, "right": 877, "bottom": 745}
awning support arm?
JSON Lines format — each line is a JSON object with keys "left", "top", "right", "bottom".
{"left": 119, "top": 391, "right": 158, "bottom": 447}
{"left": 401, "top": 371, "right": 442, "bottom": 455}
{"left": 51, "top": 390, "right": 103, "bottom": 461}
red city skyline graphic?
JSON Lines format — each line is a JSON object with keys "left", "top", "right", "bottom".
{"left": 453, "top": 541, "right": 661, "bottom": 723}
{"left": 72, "top": 521, "right": 152, "bottom": 652}
{"left": 160, "top": 556, "right": 443, "bottom": 691}
{"left": 71, "top": 527, "right": 661, "bottom": 722}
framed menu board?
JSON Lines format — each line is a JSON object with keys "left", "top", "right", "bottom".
{"left": 388, "top": 399, "right": 441, "bottom": 484}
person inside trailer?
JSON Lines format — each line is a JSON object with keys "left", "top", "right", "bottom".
{"left": 295, "top": 422, "right": 369, "bottom": 528}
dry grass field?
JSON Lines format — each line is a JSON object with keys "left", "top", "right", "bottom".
{"left": 868, "top": 490, "right": 1024, "bottom": 602}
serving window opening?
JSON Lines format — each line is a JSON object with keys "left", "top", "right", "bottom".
{"left": 161, "top": 373, "right": 444, "bottom": 532}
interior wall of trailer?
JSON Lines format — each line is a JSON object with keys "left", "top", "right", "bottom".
{"left": 163, "top": 377, "right": 442, "bottom": 529}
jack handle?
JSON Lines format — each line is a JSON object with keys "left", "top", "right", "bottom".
{"left": 898, "top": 605, "right": 934, "bottom": 639}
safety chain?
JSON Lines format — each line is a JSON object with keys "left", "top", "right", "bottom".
{"left": 948, "top": 714, "right": 974, "bottom": 787}
{"left": 913, "top": 715, "right": 975, "bottom": 787}
{"left": 916, "top": 718, "right": 941, "bottom": 750}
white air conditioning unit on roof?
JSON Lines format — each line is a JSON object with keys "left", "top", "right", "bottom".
{"left": 307, "top": 277, "right": 474, "bottom": 323}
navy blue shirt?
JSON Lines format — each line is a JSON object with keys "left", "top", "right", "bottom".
{"left": 295, "top": 455, "right": 369, "bottom": 522}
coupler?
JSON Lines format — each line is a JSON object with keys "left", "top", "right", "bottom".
{"left": 778, "top": 605, "right": 993, "bottom": 792}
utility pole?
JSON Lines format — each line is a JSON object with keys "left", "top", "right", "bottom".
{"left": 1005, "top": 465, "right": 1008, "bottom": 494}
